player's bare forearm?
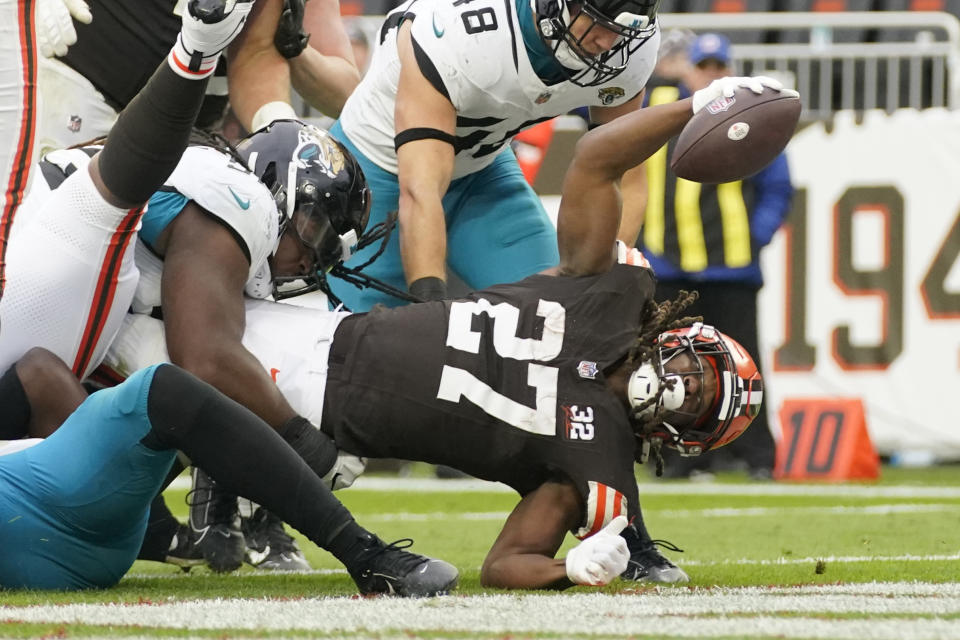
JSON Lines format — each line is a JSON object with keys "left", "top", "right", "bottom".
{"left": 481, "top": 554, "right": 572, "bottom": 590}
{"left": 617, "top": 164, "right": 648, "bottom": 246}
{"left": 290, "top": 50, "right": 360, "bottom": 117}
{"left": 481, "top": 481, "right": 583, "bottom": 590}
{"left": 556, "top": 100, "right": 694, "bottom": 276}
{"left": 577, "top": 99, "right": 693, "bottom": 180}
{"left": 189, "top": 346, "right": 298, "bottom": 430}
{"left": 161, "top": 204, "right": 298, "bottom": 430}
{"left": 398, "top": 191, "right": 448, "bottom": 283}
{"left": 293, "top": 0, "right": 358, "bottom": 117}
{"left": 228, "top": 0, "right": 292, "bottom": 129}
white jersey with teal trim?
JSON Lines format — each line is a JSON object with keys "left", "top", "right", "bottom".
{"left": 338, "top": 0, "right": 659, "bottom": 179}
{"left": 104, "top": 300, "right": 351, "bottom": 427}
{"left": 131, "top": 145, "right": 279, "bottom": 313}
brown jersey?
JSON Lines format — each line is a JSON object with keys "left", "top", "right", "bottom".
{"left": 322, "top": 264, "right": 656, "bottom": 537}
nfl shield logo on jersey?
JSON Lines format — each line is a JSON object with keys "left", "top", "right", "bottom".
{"left": 68, "top": 115, "right": 82, "bottom": 133}
{"left": 577, "top": 360, "right": 598, "bottom": 379}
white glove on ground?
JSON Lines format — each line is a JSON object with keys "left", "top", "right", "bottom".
{"left": 171, "top": 0, "right": 255, "bottom": 78}
{"left": 36, "top": 0, "right": 92, "bottom": 58}
{"left": 565, "top": 515, "right": 630, "bottom": 586}
{"left": 692, "top": 75, "right": 799, "bottom": 114}
{"left": 322, "top": 452, "right": 368, "bottom": 491}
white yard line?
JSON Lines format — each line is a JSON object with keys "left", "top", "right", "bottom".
{"left": 5, "top": 585, "right": 960, "bottom": 639}
{"left": 165, "top": 475, "right": 960, "bottom": 498}
{"left": 124, "top": 549, "right": 960, "bottom": 579}
{"left": 354, "top": 503, "right": 960, "bottom": 523}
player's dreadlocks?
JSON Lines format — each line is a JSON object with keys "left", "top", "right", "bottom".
{"left": 71, "top": 128, "right": 245, "bottom": 165}
{"left": 187, "top": 128, "right": 247, "bottom": 166}
{"left": 626, "top": 289, "right": 701, "bottom": 476}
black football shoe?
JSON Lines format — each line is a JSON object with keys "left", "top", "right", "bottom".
{"left": 164, "top": 524, "right": 206, "bottom": 572}
{"left": 243, "top": 507, "right": 311, "bottom": 571}
{"left": 348, "top": 534, "right": 459, "bottom": 597}
{"left": 188, "top": 467, "right": 245, "bottom": 573}
{"left": 621, "top": 539, "right": 690, "bottom": 584}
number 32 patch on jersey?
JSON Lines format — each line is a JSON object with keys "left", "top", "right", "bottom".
{"left": 563, "top": 405, "right": 596, "bottom": 441}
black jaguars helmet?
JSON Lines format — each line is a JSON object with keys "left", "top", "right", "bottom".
{"left": 237, "top": 119, "right": 371, "bottom": 299}
{"left": 535, "top": 0, "right": 659, "bottom": 86}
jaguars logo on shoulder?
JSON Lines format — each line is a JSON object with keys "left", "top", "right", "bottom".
{"left": 598, "top": 87, "right": 625, "bottom": 106}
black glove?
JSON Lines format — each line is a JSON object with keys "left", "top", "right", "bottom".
{"left": 279, "top": 415, "right": 336, "bottom": 477}
{"left": 409, "top": 276, "right": 447, "bottom": 302}
{"left": 274, "top": 0, "right": 310, "bottom": 59}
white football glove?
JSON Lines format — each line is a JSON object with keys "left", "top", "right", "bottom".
{"left": 36, "top": 0, "right": 92, "bottom": 58}
{"left": 321, "top": 452, "right": 367, "bottom": 491}
{"left": 691, "top": 76, "right": 799, "bottom": 114}
{"left": 171, "top": 0, "right": 255, "bottom": 78}
{"left": 565, "top": 515, "right": 630, "bottom": 586}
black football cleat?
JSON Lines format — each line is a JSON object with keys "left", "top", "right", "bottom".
{"left": 348, "top": 534, "right": 459, "bottom": 597}
{"left": 188, "top": 467, "right": 245, "bottom": 573}
{"left": 621, "top": 540, "right": 690, "bottom": 584}
{"left": 164, "top": 524, "right": 206, "bottom": 572}
{"left": 243, "top": 507, "right": 311, "bottom": 572}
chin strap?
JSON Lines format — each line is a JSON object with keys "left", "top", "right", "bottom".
{"left": 320, "top": 211, "right": 422, "bottom": 310}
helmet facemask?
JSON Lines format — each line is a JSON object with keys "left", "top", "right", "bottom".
{"left": 536, "top": 0, "right": 659, "bottom": 86}
{"left": 627, "top": 339, "right": 719, "bottom": 457}
{"left": 271, "top": 158, "right": 371, "bottom": 300}
{"left": 629, "top": 323, "right": 762, "bottom": 461}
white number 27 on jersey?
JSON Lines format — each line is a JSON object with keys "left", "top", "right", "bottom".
{"left": 436, "top": 298, "right": 565, "bottom": 436}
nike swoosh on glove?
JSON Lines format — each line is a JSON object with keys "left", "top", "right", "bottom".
{"left": 692, "top": 75, "right": 800, "bottom": 114}
{"left": 36, "top": 0, "right": 92, "bottom": 58}
{"left": 565, "top": 515, "right": 630, "bottom": 586}
{"left": 322, "top": 452, "right": 368, "bottom": 491}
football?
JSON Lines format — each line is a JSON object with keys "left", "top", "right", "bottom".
{"left": 670, "top": 87, "right": 802, "bottom": 184}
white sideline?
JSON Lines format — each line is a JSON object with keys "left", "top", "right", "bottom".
{"left": 5, "top": 584, "right": 960, "bottom": 639}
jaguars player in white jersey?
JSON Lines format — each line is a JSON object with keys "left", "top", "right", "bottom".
{"left": 325, "top": 0, "right": 660, "bottom": 312}
{"left": 2, "top": 112, "right": 372, "bottom": 570}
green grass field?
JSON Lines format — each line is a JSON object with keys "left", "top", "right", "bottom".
{"left": 3, "top": 464, "right": 960, "bottom": 638}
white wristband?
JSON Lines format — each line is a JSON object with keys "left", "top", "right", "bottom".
{"left": 250, "top": 101, "right": 299, "bottom": 133}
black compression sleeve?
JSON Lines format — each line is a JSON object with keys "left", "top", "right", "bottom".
{"left": 0, "top": 365, "right": 30, "bottom": 439}
{"left": 278, "top": 415, "right": 337, "bottom": 478}
{"left": 144, "top": 364, "right": 355, "bottom": 549}
{"left": 98, "top": 63, "right": 207, "bottom": 205}
{"left": 409, "top": 276, "right": 447, "bottom": 302}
